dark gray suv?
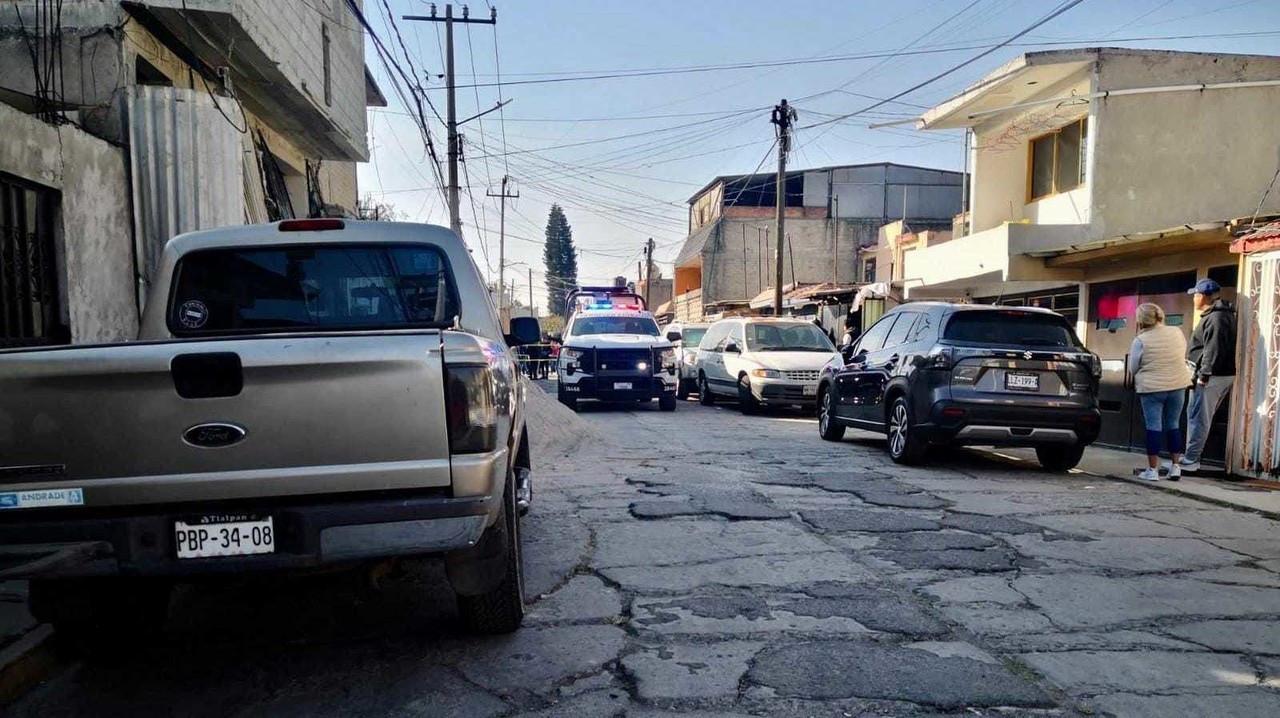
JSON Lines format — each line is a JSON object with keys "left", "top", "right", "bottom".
{"left": 817, "top": 303, "right": 1102, "bottom": 470}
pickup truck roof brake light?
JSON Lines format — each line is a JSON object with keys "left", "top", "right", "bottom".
{"left": 278, "top": 219, "right": 345, "bottom": 232}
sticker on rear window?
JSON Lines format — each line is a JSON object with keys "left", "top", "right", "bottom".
{"left": 0, "top": 488, "right": 85, "bottom": 510}
{"left": 179, "top": 300, "right": 209, "bottom": 329}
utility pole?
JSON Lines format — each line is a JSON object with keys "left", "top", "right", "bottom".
{"left": 771, "top": 99, "right": 796, "bottom": 315}
{"left": 832, "top": 194, "right": 839, "bottom": 285}
{"left": 644, "top": 238, "right": 655, "bottom": 308}
{"left": 742, "top": 225, "right": 748, "bottom": 300}
{"left": 528, "top": 267, "right": 535, "bottom": 318}
{"left": 487, "top": 174, "right": 518, "bottom": 317}
{"left": 404, "top": 5, "right": 499, "bottom": 236}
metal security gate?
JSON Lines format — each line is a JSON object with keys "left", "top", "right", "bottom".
{"left": 1229, "top": 251, "right": 1280, "bottom": 481}
{"left": 0, "top": 173, "right": 62, "bottom": 348}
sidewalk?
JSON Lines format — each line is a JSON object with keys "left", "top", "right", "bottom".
{"left": 994, "top": 445, "right": 1280, "bottom": 518}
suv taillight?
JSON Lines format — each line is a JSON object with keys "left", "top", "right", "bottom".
{"left": 926, "top": 346, "right": 953, "bottom": 370}
{"left": 445, "top": 366, "right": 497, "bottom": 453}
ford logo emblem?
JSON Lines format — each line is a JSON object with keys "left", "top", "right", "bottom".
{"left": 183, "top": 422, "right": 246, "bottom": 448}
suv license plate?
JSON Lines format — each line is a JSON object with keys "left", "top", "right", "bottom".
{"left": 175, "top": 517, "right": 275, "bottom": 559}
{"left": 614, "top": 382, "right": 632, "bottom": 390}
{"left": 1005, "top": 372, "right": 1040, "bottom": 392}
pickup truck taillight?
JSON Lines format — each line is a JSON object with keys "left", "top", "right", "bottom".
{"left": 445, "top": 366, "right": 497, "bottom": 453}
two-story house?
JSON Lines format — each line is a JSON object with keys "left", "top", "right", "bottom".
{"left": 0, "top": 0, "right": 384, "bottom": 345}
{"left": 901, "top": 47, "right": 1280, "bottom": 457}
{"left": 672, "top": 162, "right": 962, "bottom": 321}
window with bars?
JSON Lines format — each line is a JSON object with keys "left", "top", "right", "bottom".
{"left": 1, "top": 174, "right": 64, "bottom": 347}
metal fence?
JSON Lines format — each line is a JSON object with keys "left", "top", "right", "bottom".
{"left": 1229, "top": 251, "right": 1280, "bottom": 481}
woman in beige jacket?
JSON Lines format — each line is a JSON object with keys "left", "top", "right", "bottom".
{"left": 1127, "top": 303, "right": 1193, "bottom": 481}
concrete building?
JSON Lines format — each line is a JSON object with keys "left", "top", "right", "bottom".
{"left": 860, "top": 220, "right": 954, "bottom": 289}
{"left": 671, "top": 162, "right": 963, "bottom": 321}
{"left": 901, "top": 47, "right": 1280, "bottom": 458}
{"left": 0, "top": 0, "right": 383, "bottom": 346}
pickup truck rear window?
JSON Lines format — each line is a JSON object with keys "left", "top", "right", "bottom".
{"left": 943, "top": 311, "right": 1081, "bottom": 348}
{"left": 170, "top": 244, "right": 458, "bottom": 335}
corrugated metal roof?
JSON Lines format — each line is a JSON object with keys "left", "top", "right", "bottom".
{"left": 674, "top": 220, "right": 719, "bottom": 268}
{"left": 128, "top": 86, "right": 246, "bottom": 310}
{"left": 1231, "top": 221, "right": 1280, "bottom": 254}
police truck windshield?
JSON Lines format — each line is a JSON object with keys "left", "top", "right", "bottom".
{"left": 571, "top": 317, "right": 661, "bottom": 336}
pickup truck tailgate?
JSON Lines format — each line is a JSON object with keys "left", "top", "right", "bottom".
{"left": 0, "top": 333, "right": 450, "bottom": 507}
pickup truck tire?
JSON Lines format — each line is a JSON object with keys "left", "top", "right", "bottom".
{"left": 659, "top": 393, "right": 677, "bottom": 412}
{"left": 31, "top": 577, "right": 171, "bottom": 656}
{"left": 557, "top": 388, "right": 579, "bottom": 412}
{"left": 676, "top": 378, "right": 691, "bottom": 401}
{"left": 453, "top": 468, "right": 525, "bottom": 635}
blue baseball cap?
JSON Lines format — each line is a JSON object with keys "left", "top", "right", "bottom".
{"left": 1188, "top": 278, "right": 1221, "bottom": 295}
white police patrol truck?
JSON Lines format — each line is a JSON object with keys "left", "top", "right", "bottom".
{"left": 556, "top": 287, "right": 678, "bottom": 412}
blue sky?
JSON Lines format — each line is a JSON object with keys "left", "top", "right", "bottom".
{"left": 357, "top": 0, "right": 1280, "bottom": 307}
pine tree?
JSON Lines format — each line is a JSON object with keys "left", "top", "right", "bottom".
{"left": 542, "top": 204, "right": 578, "bottom": 314}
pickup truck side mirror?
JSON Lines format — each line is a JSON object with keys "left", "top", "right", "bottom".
{"left": 666, "top": 330, "right": 682, "bottom": 342}
{"left": 724, "top": 341, "right": 741, "bottom": 354}
{"left": 508, "top": 316, "right": 542, "bottom": 346}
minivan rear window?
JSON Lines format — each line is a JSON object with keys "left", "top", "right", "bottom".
{"left": 170, "top": 243, "right": 457, "bottom": 335}
{"left": 943, "top": 311, "right": 1080, "bottom": 347}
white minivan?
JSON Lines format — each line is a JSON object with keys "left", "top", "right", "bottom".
{"left": 695, "top": 317, "right": 842, "bottom": 414}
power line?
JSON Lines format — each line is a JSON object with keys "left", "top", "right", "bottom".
{"left": 801, "top": 0, "right": 1088, "bottom": 130}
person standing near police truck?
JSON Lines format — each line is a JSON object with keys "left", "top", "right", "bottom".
{"left": 1180, "top": 278, "right": 1237, "bottom": 473}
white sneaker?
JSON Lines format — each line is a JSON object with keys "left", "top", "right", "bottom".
{"left": 1168, "top": 464, "right": 1181, "bottom": 481}
{"left": 1137, "top": 468, "right": 1160, "bottom": 481}
{"left": 1178, "top": 459, "right": 1201, "bottom": 472}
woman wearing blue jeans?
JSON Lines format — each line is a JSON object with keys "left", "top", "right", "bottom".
{"left": 1127, "top": 303, "right": 1193, "bottom": 481}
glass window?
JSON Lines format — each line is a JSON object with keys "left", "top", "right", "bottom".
{"left": 943, "top": 311, "right": 1080, "bottom": 348}
{"left": 682, "top": 327, "right": 707, "bottom": 346}
{"left": 855, "top": 314, "right": 898, "bottom": 354}
{"left": 909, "top": 313, "right": 935, "bottom": 343}
{"left": 883, "top": 313, "right": 917, "bottom": 348}
{"left": 698, "top": 324, "right": 727, "bottom": 351}
{"left": 745, "top": 322, "right": 834, "bottom": 352}
{"left": 1030, "top": 119, "right": 1087, "bottom": 200}
{"left": 170, "top": 244, "right": 456, "bottom": 336}
{"left": 862, "top": 258, "right": 877, "bottom": 283}
{"left": 1055, "top": 120, "right": 1084, "bottom": 192}
{"left": 570, "top": 316, "right": 660, "bottom": 337}
{"left": 1030, "top": 134, "right": 1055, "bottom": 199}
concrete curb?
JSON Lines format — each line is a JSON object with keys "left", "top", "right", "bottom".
{"left": 1098, "top": 470, "right": 1280, "bottom": 521}
{"left": 0, "top": 624, "right": 56, "bottom": 706}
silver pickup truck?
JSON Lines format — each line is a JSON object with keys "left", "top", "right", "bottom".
{"left": 0, "top": 219, "right": 537, "bottom": 640}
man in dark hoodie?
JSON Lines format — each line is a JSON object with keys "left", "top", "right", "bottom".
{"left": 1180, "top": 278, "right": 1236, "bottom": 473}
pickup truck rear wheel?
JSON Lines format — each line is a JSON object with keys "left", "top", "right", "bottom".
{"left": 454, "top": 468, "right": 525, "bottom": 635}
{"left": 31, "top": 577, "right": 171, "bottom": 656}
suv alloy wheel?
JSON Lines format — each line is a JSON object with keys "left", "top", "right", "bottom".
{"left": 887, "top": 396, "right": 926, "bottom": 465}
{"left": 818, "top": 383, "right": 845, "bottom": 441}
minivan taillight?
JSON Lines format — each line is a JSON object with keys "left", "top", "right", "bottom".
{"left": 445, "top": 366, "right": 497, "bottom": 453}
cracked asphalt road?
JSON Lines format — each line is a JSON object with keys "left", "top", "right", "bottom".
{"left": 11, "top": 395, "right": 1280, "bottom": 717}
